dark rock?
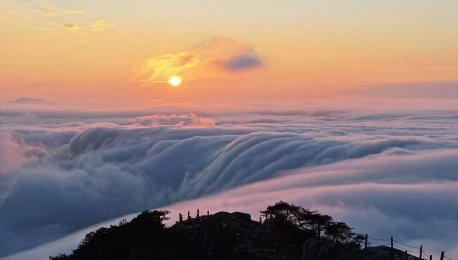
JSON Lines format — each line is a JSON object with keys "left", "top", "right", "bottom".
{"left": 172, "top": 211, "right": 305, "bottom": 259}
{"left": 361, "top": 246, "right": 420, "bottom": 260}
{"left": 51, "top": 210, "right": 423, "bottom": 260}
{"left": 302, "top": 238, "right": 339, "bottom": 260}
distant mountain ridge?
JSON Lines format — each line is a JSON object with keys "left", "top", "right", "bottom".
{"left": 9, "top": 97, "right": 54, "bottom": 105}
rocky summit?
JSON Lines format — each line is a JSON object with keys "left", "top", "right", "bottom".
{"left": 51, "top": 204, "right": 421, "bottom": 260}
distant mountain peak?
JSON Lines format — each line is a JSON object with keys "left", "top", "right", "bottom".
{"left": 11, "top": 97, "right": 54, "bottom": 105}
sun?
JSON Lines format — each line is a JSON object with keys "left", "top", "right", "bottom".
{"left": 168, "top": 76, "right": 182, "bottom": 87}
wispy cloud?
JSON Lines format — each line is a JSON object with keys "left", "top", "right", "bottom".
{"left": 60, "top": 20, "right": 112, "bottom": 34}
{"left": 62, "top": 23, "right": 82, "bottom": 32}
{"left": 88, "top": 19, "right": 111, "bottom": 31}
{"left": 135, "top": 52, "right": 200, "bottom": 84}
{"left": 36, "top": 27, "right": 51, "bottom": 32}
{"left": 34, "top": 7, "right": 83, "bottom": 17}
{"left": 65, "top": 9, "right": 84, "bottom": 15}
{"left": 36, "top": 8, "right": 56, "bottom": 17}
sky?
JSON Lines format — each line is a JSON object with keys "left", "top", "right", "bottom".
{"left": 1, "top": 1, "right": 458, "bottom": 259}
{"left": 1, "top": 0, "right": 458, "bottom": 104}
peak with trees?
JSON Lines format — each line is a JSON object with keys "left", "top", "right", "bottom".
{"left": 51, "top": 202, "right": 420, "bottom": 260}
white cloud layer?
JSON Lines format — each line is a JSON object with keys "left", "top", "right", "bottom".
{"left": 0, "top": 107, "right": 457, "bottom": 258}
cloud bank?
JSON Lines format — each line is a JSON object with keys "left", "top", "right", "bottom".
{"left": 166, "top": 149, "right": 458, "bottom": 257}
{"left": 7, "top": 149, "right": 458, "bottom": 260}
{"left": 0, "top": 107, "right": 457, "bottom": 257}
{"left": 346, "top": 82, "right": 458, "bottom": 99}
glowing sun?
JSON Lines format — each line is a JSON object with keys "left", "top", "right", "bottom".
{"left": 168, "top": 76, "right": 182, "bottom": 87}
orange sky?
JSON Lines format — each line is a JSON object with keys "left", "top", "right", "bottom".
{"left": 1, "top": 0, "right": 457, "bottom": 104}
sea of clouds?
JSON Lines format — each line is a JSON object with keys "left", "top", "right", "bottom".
{"left": 1, "top": 104, "right": 457, "bottom": 258}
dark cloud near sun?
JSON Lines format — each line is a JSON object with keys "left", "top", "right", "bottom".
{"left": 199, "top": 37, "right": 264, "bottom": 72}
{"left": 224, "top": 51, "right": 263, "bottom": 71}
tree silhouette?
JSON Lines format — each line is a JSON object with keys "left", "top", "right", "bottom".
{"left": 261, "top": 201, "right": 302, "bottom": 226}
{"left": 51, "top": 210, "right": 170, "bottom": 260}
{"left": 324, "top": 221, "right": 353, "bottom": 243}
{"left": 261, "top": 202, "right": 360, "bottom": 244}
{"left": 297, "top": 210, "right": 333, "bottom": 238}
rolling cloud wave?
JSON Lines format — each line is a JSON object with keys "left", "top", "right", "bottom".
{"left": 0, "top": 109, "right": 457, "bottom": 257}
